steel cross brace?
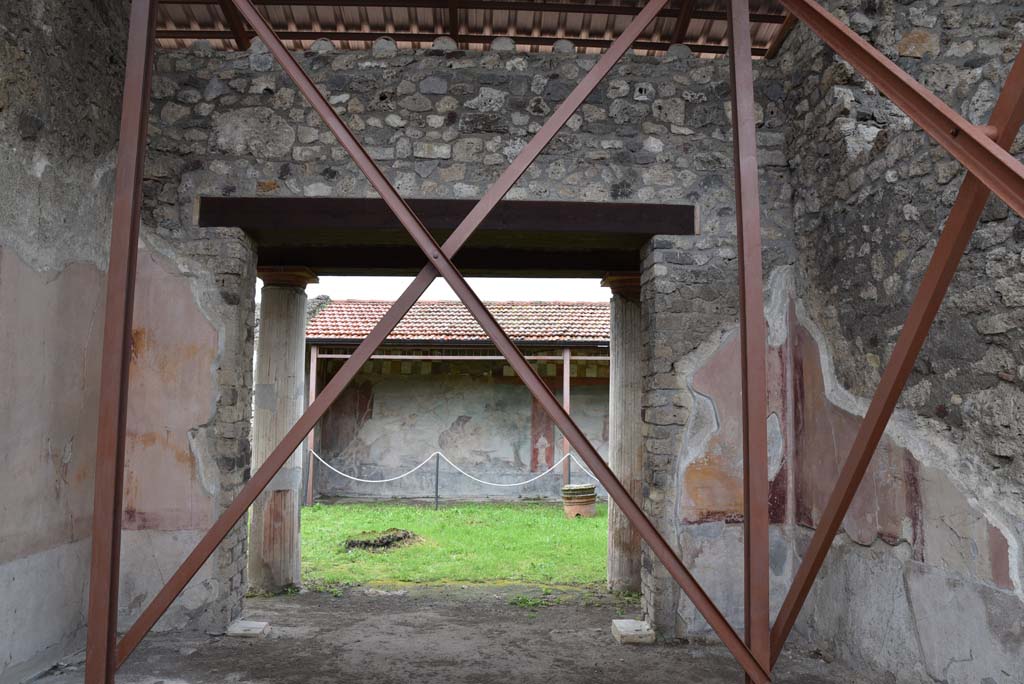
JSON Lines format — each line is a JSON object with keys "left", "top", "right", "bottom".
{"left": 83, "top": 1, "right": 159, "bottom": 682}
{"left": 103, "top": 0, "right": 773, "bottom": 682}
{"left": 725, "top": 0, "right": 771, "bottom": 678}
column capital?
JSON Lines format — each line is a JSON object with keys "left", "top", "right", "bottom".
{"left": 258, "top": 266, "right": 319, "bottom": 288}
{"left": 601, "top": 273, "right": 641, "bottom": 301}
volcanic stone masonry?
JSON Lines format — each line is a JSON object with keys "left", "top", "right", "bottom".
{"left": 638, "top": 3, "right": 1023, "bottom": 683}
{"left": 2, "top": 0, "right": 1023, "bottom": 683}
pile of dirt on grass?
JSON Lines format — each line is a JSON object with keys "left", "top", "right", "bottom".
{"left": 344, "top": 528, "right": 419, "bottom": 551}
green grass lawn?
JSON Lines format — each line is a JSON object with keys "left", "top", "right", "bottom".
{"left": 301, "top": 501, "right": 608, "bottom": 589}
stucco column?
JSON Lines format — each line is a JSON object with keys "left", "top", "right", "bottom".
{"left": 603, "top": 275, "right": 643, "bottom": 593}
{"left": 249, "top": 267, "right": 317, "bottom": 593}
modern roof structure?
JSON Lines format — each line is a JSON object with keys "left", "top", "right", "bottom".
{"left": 307, "top": 299, "right": 611, "bottom": 344}
{"left": 155, "top": 0, "right": 794, "bottom": 56}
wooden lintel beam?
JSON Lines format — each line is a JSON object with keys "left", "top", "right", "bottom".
{"left": 312, "top": 354, "right": 610, "bottom": 360}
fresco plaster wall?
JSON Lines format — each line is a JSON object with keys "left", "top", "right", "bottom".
{"left": 314, "top": 358, "right": 610, "bottom": 500}
{"left": 638, "top": 2, "right": 1024, "bottom": 681}
{"left": 0, "top": 2, "right": 125, "bottom": 681}
{"left": 780, "top": 1, "right": 1024, "bottom": 681}
{"left": 0, "top": 4, "right": 257, "bottom": 681}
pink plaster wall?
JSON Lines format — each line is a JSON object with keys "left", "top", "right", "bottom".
{"left": 792, "top": 323, "right": 1010, "bottom": 589}
{"left": 677, "top": 294, "right": 1011, "bottom": 591}
{"left": 0, "top": 247, "right": 103, "bottom": 563}
{"left": 0, "top": 245, "right": 221, "bottom": 550}
{"left": 680, "top": 320, "right": 791, "bottom": 525}
{"left": 121, "top": 248, "right": 219, "bottom": 531}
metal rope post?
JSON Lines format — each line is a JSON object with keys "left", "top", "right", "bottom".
{"left": 434, "top": 451, "right": 441, "bottom": 510}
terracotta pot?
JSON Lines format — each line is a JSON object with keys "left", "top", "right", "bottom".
{"left": 562, "top": 484, "right": 597, "bottom": 518}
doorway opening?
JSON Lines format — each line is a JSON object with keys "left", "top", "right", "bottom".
{"left": 298, "top": 275, "right": 612, "bottom": 590}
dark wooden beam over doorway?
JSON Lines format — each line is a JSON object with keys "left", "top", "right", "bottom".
{"left": 198, "top": 196, "right": 697, "bottom": 277}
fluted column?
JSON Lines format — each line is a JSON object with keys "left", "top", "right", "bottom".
{"left": 248, "top": 267, "right": 317, "bottom": 593}
{"left": 603, "top": 274, "right": 642, "bottom": 593}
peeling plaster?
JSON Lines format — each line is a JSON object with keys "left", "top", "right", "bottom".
{"left": 672, "top": 265, "right": 796, "bottom": 530}
{"left": 792, "top": 284, "right": 1024, "bottom": 602}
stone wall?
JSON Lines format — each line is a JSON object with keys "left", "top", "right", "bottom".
{"left": 0, "top": 2, "right": 127, "bottom": 681}
{"left": 635, "top": 2, "right": 1024, "bottom": 683}
{"left": 779, "top": 1, "right": 1024, "bottom": 681}
{"left": 146, "top": 35, "right": 785, "bottom": 206}
{"left": 313, "top": 355, "right": 609, "bottom": 500}
{"left": 147, "top": 25, "right": 796, "bottom": 664}
{"left": 4, "top": 3, "right": 1015, "bottom": 679}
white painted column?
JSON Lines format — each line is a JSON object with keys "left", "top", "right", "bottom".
{"left": 249, "top": 267, "right": 317, "bottom": 593}
{"left": 603, "top": 275, "right": 643, "bottom": 593}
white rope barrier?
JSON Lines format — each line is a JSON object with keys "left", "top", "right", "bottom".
{"left": 438, "top": 452, "right": 570, "bottom": 487}
{"left": 569, "top": 454, "right": 599, "bottom": 481}
{"left": 310, "top": 449, "right": 601, "bottom": 488}
{"left": 310, "top": 449, "right": 437, "bottom": 483}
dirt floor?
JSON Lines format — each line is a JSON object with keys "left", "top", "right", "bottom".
{"left": 36, "top": 585, "right": 878, "bottom": 684}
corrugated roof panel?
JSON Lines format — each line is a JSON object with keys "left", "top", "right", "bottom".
{"left": 155, "top": 1, "right": 789, "bottom": 55}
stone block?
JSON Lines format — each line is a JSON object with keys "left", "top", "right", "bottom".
{"left": 372, "top": 37, "right": 397, "bottom": 58}
{"left": 490, "top": 36, "right": 516, "bottom": 52}
{"left": 552, "top": 39, "right": 576, "bottom": 54}
{"left": 611, "top": 619, "right": 655, "bottom": 645}
{"left": 226, "top": 620, "right": 270, "bottom": 638}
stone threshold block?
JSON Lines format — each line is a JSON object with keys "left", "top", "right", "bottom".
{"left": 226, "top": 619, "right": 271, "bottom": 638}
{"left": 611, "top": 619, "right": 656, "bottom": 645}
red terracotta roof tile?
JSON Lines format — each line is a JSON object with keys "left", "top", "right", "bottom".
{"left": 306, "top": 300, "right": 610, "bottom": 344}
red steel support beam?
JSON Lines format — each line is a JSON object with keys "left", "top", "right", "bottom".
{"left": 218, "top": 0, "right": 252, "bottom": 49}
{"left": 561, "top": 346, "right": 571, "bottom": 485}
{"left": 670, "top": 0, "right": 695, "bottom": 46}
{"left": 764, "top": 12, "right": 796, "bottom": 60}
{"left": 119, "top": 2, "right": 771, "bottom": 679}
{"left": 778, "top": 0, "right": 1024, "bottom": 219}
{"left": 305, "top": 344, "right": 319, "bottom": 506}
{"left": 726, "top": 0, "right": 771, "bottom": 677}
{"left": 281, "top": 68, "right": 772, "bottom": 682}
{"left": 160, "top": 0, "right": 789, "bottom": 25}
{"left": 117, "top": 5, "right": 769, "bottom": 682}
{"left": 83, "top": 1, "right": 159, "bottom": 683}
{"left": 770, "top": 45, "right": 1024, "bottom": 665}
{"left": 448, "top": 0, "right": 460, "bottom": 45}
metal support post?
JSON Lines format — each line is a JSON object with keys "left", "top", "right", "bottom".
{"left": 83, "top": 2, "right": 159, "bottom": 682}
